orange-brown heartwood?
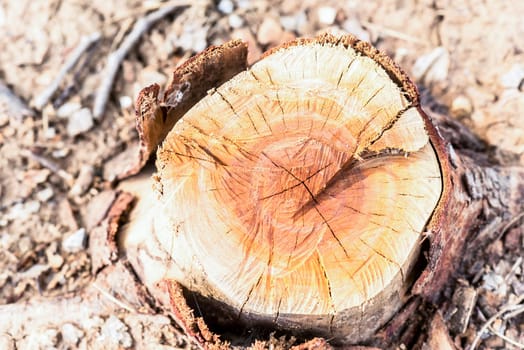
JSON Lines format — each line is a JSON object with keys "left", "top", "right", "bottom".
{"left": 119, "top": 34, "right": 524, "bottom": 348}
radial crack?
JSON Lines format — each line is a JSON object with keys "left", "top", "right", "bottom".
{"left": 359, "top": 238, "right": 405, "bottom": 282}
{"left": 261, "top": 151, "right": 350, "bottom": 258}
{"left": 259, "top": 163, "right": 332, "bottom": 201}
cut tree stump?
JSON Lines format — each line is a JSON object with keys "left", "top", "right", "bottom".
{"left": 114, "top": 34, "right": 524, "bottom": 349}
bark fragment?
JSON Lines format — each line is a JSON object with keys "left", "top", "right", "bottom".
{"left": 123, "top": 40, "right": 248, "bottom": 179}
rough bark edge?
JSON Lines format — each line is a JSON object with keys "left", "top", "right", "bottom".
{"left": 89, "top": 191, "right": 135, "bottom": 273}
{"left": 412, "top": 107, "right": 524, "bottom": 301}
{"left": 121, "top": 39, "right": 248, "bottom": 179}
{"left": 163, "top": 279, "right": 231, "bottom": 350}
{"left": 411, "top": 106, "right": 454, "bottom": 301}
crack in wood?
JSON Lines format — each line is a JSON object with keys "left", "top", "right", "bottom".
{"left": 316, "top": 250, "right": 337, "bottom": 318}
{"left": 255, "top": 102, "right": 273, "bottom": 133}
{"left": 336, "top": 56, "right": 356, "bottom": 87}
{"left": 358, "top": 238, "right": 405, "bottom": 282}
{"left": 259, "top": 163, "right": 332, "bottom": 201}
{"left": 260, "top": 151, "right": 351, "bottom": 259}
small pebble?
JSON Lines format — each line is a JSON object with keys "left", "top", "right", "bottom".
{"left": 25, "top": 200, "right": 41, "bottom": 213}
{"left": 67, "top": 108, "right": 94, "bottom": 136}
{"left": 317, "top": 6, "right": 337, "bottom": 26}
{"left": 100, "top": 315, "right": 133, "bottom": 348}
{"left": 62, "top": 323, "right": 84, "bottom": 346}
{"left": 119, "top": 95, "right": 133, "bottom": 109}
{"left": 62, "top": 228, "right": 87, "bottom": 253}
{"left": 257, "top": 17, "right": 284, "bottom": 46}
{"left": 450, "top": 95, "right": 473, "bottom": 119}
{"left": 342, "top": 18, "right": 371, "bottom": 42}
{"left": 500, "top": 63, "right": 524, "bottom": 89}
{"left": 52, "top": 148, "right": 69, "bottom": 158}
{"left": 70, "top": 164, "right": 94, "bottom": 197}
{"left": 18, "top": 235, "right": 33, "bottom": 253}
{"left": 280, "top": 15, "right": 297, "bottom": 32}
{"left": 56, "top": 102, "right": 82, "bottom": 119}
{"left": 228, "top": 14, "right": 244, "bottom": 29}
{"left": 412, "top": 47, "right": 449, "bottom": 84}
{"left": 177, "top": 25, "right": 208, "bottom": 53}
{"left": 7, "top": 200, "right": 41, "bottom": 221}
{"left": 217, "top": 0, "right": 234, "bottom": 14}
{"left": 294, "top": 11, "right": 310, "bottom": 35}
{"left": 482, "top": 270, "right": 507, "bottom": 296}
{"left": 16, "top": 264, "right": 49, "bottom": 280}
{"left": 44, "top": 126, "right": 56, "bottom": 139}
{"left": 281, "top": 12, "right": 310, "bottom": 34}
{"left": 36, "top": 187, "right": 54, "bottom": 202}
{"left": 24, "top": 329, "right": 58, "bottom": 348}
{"left": 47, "top": 253, "right": 64, "bottom": 269}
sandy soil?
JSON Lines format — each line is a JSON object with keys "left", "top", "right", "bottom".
{"left": 0, "top": 0, "right": 522, "bottom": 349}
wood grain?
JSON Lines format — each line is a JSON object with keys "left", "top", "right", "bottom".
{"left": 147, "top": 34, "right": 442, "bottom": 342}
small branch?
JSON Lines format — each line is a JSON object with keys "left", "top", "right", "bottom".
{"left": 92, "top": 282, "right": 137, "bottom": 313}
{"left": 21, "top": 149, "right": 74, "bottom": 186}
{"left": 361, "top": 21, "right": 425, "bottom": 44}
{"left": 469, "top": 294, "right": 524, "bottom": 350}
{"left": 32, "top": 32, "right": 102, "bottom": 110}
{"left": 488, "top": 325, "right": 524, "bottom": 349}
{"left": 498, "top": 210, "right": 524, "bottom": 240}
{"left": 504, "top": 257, "right": 522, "bottom": 283}
{"left": 0, "top": 82, "right": 34, "bottom": 123}
{"left": 92, "top": 1, "right": 194, "bottom": 120}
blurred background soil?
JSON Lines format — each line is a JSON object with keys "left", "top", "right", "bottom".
{"left": 0, "top": 0, "right": 522, "bottom": 349}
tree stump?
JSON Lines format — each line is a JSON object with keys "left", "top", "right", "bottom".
{"left": 120, "top": 33, "right": 524, "bottom": 348}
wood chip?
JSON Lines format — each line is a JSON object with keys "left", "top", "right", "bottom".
{"left": 447, "top": 283, "right": 478, "bottom": 334}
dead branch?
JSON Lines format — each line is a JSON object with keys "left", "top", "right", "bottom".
{"left": 21, "top": 149, "right": 74, "bottom": 186}
{"left": 469, "top": 294, "right": 524, "bottom": 350}
{"left": 0, "top": 82, "right": 34, "bottom": 123}
{"left": 32, "top": 32, "right": 102, "bottom": 110}
{"left": 92, "top": 1, "right": 196, "bottom": 120}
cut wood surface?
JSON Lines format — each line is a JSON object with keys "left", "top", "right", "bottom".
{"left": 123, "top": 34, "right": 444, "bottom": 344}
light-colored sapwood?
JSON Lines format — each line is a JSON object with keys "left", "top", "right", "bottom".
{"left": 123, "top": 36, "right": 442, "bottom": 342}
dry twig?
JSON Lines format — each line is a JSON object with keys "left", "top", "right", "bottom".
{"left": 33, "top": 32, "right": 102, "bottom": 110}
{"left": 92, "top": 1, "right": 195, "bottom": 120}
{"left": 497, "top": 210, "right": 524, "bottom": 241}
{"left": 488, "top": 325, "right": 524, "bottom": 349}
{"left": 361, "top": 20, "right": 425, "bottom": 44}
{"left": 92, "top": 282, "right": 137, "bottom": 313}
{"left": 0, "top": 82, "right": 34, "bottom": 122}
{"left": 469, "top": 294, "right": 524, "bottom": 350}
{"left": 21, "top": 149, "right": 74, "bottom": 186}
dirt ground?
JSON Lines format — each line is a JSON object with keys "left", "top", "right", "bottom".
{"left": 0, "top": 0, "right": 523, "bottom": 349}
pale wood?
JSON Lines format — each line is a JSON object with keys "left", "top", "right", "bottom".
{"left": 123, "top": 36, "right": 442, "bottom": 343}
